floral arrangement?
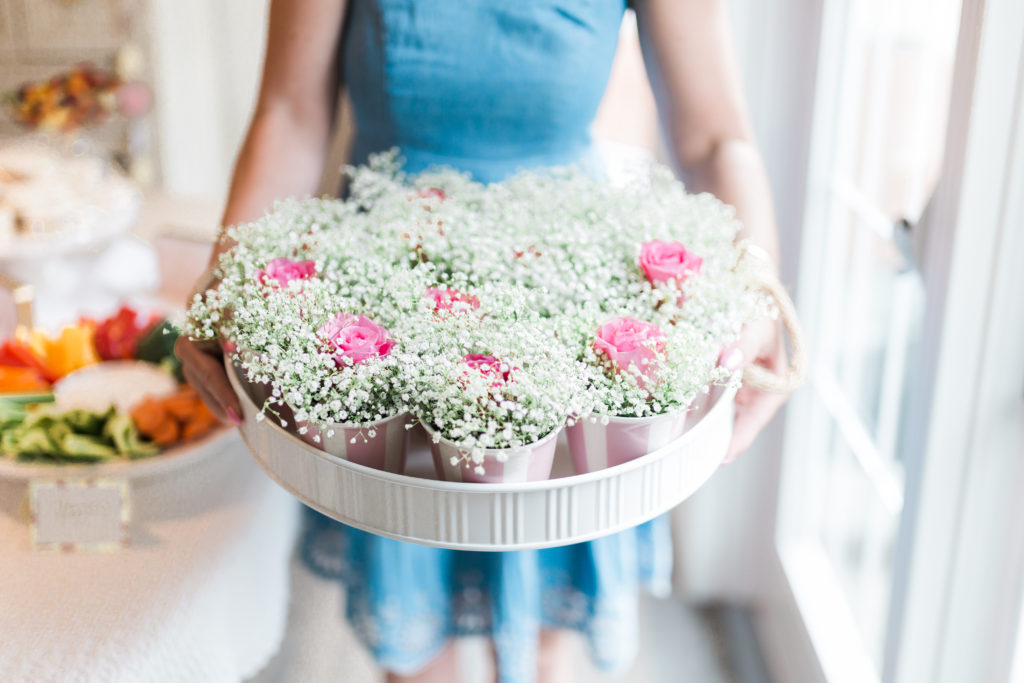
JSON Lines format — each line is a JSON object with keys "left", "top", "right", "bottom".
{"left": 186, "top": 152, "right": 767, "bottom": 470}
{"left": 403, "top": 303, "right": 591, "bottom": 453}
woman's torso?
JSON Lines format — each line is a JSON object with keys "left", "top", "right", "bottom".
{"left": 343, "top": 0, "right": 626, "bottom": 182}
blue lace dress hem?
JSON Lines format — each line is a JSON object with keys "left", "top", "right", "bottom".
{"left": 300, "top": 508, "right": 673, "bottom": 682}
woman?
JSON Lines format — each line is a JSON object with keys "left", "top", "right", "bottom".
{"left": 177, "top": 1, "right": 788, "bottom": 681}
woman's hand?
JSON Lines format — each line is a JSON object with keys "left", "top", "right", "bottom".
{"left": 718, "top": 316, "right": 788, "bottom": 463}
{"left": 636, "top": 0, "right": 791, "bottom": 461}
{"left": 173, "top": 0, "right": 348, "bottom": 430}
{"left": 175, "top": 336, "right": 242, "bottom": 427}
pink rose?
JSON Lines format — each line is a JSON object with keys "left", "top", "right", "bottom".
{"left": 593, "top": 317, "right": 666, "bottom": 386}
{"left": 639, "top": 240, "right": 703, "bottom": 284}
{"left": 463, "top": 353, "right": 513, "bottom": 385}
{"left": 318, "top": 313, "right": 394, "bottom": 366}
{"left": 416, "top": 187, "right": 446, "bottom": 200}
{"left": 256, "top": 257, "right": 317, "bottom": 289}
{"left": 425, "top": 287, "right": 480, "bottom": 314}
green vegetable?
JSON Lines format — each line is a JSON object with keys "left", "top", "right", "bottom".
{"left": 46, "top": 420, "right": 72, "bottom": 446}
{"left": 1, "top": 429, "right": 16, "bottom": 451}
{"left": 59, "top": 433, "right": 118, "bottom": 460}
{"left": 104, "top": 413, "right": 159, "bottom": 459}
{"left": 63, "top": 408, "right": 109, "bottom": 435}
{"left": 135, "top": 320, "right": 183, "bottom": 382}
{"left": 158, "top": 356, "right": 183, "bottom": 382}
{"left": 0, "top": 403, "right": 159, "bottom": 463}
{"left": 0, "top": 401, "right": 28, "bottom": 429}
{"left": 15, "top": 428, "right": 59, "bottom": 456}
{"left": 0, "top": 393, "right": 53, "bottom": 430}
{"left": 0, "top": 393, "right": 55, "bottom": 406}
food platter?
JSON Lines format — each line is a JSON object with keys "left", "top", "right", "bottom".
{"left": 0, "top": 292, "right": 236, "bottom": 481}
{"left": 228, "top": 362, "right": 735, "bottom": 551}
{"left": 0, "top": 426, "right": 236, "bottom": 481}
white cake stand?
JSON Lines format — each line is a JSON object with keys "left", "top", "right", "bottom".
{"left": 228, "top": 363, "right": 736, "bottom": 551}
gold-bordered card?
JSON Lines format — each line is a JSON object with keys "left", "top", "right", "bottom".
{"left": 28, "top": 478, "right": 130, "bottom": 552}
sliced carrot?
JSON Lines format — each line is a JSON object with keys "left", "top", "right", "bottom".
{"left": 148, "top": 419, "right": 181, "bottom": 446}
{"left": 163, "top": 392, "right": 201, "bottom": 422}
{"left": 182, "top": 412, "right": 218, "bottom": 441}
{"left": 130, "top": 399, "right": 167, "bottom": 435}
{"left": 128, "top": 385, "right": 222, "bottom": 448}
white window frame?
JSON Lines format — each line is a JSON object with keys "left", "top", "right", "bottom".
{"left": 886, "top": 0, "right": 1024, "bottom": 678}
{"left": 757, "top": 0, "right": 1024, "bottom": 680}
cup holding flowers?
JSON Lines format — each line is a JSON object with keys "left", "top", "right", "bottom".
{"left": 566, "top": 312, "right": 731, "bottom": 474}
{"left": 405, "top": 307, "right": 589, "bottom": 483}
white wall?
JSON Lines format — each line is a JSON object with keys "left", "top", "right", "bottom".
{"left": 148, "top": 0, "right": 268, "bottom": 202}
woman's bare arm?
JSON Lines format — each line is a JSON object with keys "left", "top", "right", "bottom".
{"left": 179, "top": 0, "right": 348, "bottom": 422}
{"left": 213, "top": 0, "right": 348, "bottom": 258}
{"left": 636, "top": 0, "right": 787, "bottom": 460}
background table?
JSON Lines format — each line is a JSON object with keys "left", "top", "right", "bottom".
{"left": 0, "top": 196, "right": 299, "bottom": 682}
{"left": 0, "top": 435, "right": 298, "bottom": 683}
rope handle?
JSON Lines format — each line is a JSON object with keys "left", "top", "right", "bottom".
{"left": 741, "top": 272, "right": 808, "bottom": 394}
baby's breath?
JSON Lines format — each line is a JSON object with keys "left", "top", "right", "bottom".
{"left": 185, "top": 150, "right": 767, "bottom": 459}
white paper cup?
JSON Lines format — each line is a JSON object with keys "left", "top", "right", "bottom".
{"left": 297, "top": 412, "right": 410, "bottom": 474}
{"left": 566, "top": 406, "right": 692, "bottom": 474}
{"left": 422, "top": 425, "right": 561, "bottom": 483}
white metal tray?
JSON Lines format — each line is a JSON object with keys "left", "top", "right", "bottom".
{"left": 228, "top": 363, "right": 735, "bottom": 550}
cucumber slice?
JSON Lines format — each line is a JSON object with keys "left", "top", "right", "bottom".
{"left": 57, "top": 433, "right": 118, "bottom": 460}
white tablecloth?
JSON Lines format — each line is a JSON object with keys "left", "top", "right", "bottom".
{"left": 0, "top": 438, "right": 299, "bottom": 683}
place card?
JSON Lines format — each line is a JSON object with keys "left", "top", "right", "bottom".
{"left": 28, "top": 479, "right": 130, "bottom": 552}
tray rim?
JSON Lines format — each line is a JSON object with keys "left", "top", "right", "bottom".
{"left": 229, "top": 361, "right": 736, "bottom": 495}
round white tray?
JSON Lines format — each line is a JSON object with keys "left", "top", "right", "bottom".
{"left": 229, "top": 364, "right": 736, "bottom": 551}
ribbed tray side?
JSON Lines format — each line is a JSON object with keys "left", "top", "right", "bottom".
{"left": 229, "top": 364, "right": 735, "bottom": 550}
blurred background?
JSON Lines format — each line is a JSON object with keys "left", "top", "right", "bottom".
{"left": 0, "top": 0, "right": 1021, "bottom": 682}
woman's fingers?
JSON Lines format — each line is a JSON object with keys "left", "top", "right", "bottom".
{"left": 719, "top": 317, "right": 787, "bottom": 463}
{"left": 718, "top": 316, "right": 776, "bottom": 373}
{"left": 724, "top": 386, "right": 787, "bottom": 462}
{"left": 175, "top": 337, "right": 242, "bottom": 425}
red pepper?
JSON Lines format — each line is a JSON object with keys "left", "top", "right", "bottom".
{"left": 0, "top": 340, "right": 29, "bottom": 367}
{"left": 93, "top": 306, "right": 161, "bottom": 361}
{"left": 2, "top": 339, "right": 59, "bottom": 382}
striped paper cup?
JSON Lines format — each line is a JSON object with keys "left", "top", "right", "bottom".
{"left": 566, "top": 407, "right": 690, "bottom": 474}
{"left": 232, "top": 361, "right": 300, "bottom": 428}
{"left": 297, "top": 412, "right": 410, "bottom": 474}
{"left": 231, "top": 360, "right": 273, "bottom": 407}
{"left": 424, "top": 425, "right": 561, "bottom": 483}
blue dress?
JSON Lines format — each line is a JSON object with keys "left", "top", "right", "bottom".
{"left": 300, "top": 2, "right": 674, "bottom": 681}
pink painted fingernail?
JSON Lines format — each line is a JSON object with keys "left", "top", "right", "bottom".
{"left": 226, "top": 407, "right": 243, "bottom": 427}
{"left": 720, "top": 348, "right": 744, "bottom": 372}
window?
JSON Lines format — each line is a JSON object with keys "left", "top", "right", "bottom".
{"left": 781, "top": 0, "right": 962, "bottom": 670}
